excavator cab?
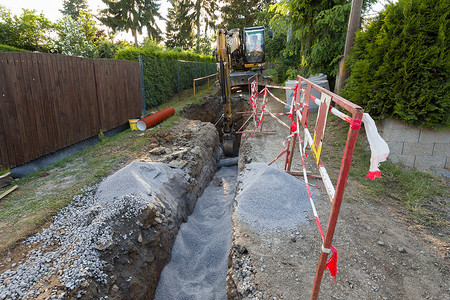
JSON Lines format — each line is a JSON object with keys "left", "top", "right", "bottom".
{"left": 243, "top": 26, "right": 265, "bottom": 67}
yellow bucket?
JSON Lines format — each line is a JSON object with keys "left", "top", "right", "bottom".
{"left": 128, "top": 119, "right": 139, "bottom": 131}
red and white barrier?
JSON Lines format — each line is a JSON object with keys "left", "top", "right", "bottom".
{"left": 241, "top": 74, "right": 389, "bottom": 300}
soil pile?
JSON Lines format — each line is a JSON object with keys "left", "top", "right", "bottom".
{"left": 0, "top": 119, "right": 221, "bottom": 299}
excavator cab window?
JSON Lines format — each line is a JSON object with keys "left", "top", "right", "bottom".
{"left": 244, "top": 27, "right": 265, "bottom": 65}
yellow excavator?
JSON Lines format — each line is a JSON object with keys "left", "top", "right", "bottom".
{"left": 215, "top": 26, "right": 272, "bottom": 155}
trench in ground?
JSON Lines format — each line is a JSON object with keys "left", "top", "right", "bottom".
{"left": 153, "top": 91, "right": 248, "bottom": 298}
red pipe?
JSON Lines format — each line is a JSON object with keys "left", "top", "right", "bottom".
{"left": 137, "top": 107, "right": 175, "bottom": 131}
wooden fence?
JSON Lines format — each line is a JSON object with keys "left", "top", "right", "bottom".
{"left": 0, "top": 53, "right": 142, "bottom": 169}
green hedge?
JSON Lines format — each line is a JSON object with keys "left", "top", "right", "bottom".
{"left": 0, "top": 44, "right": 30, "bottom": 52}
{"left": 140, "top": 57, "right": 217, "bottom": 107}
{"left": 116, "top": 47, "right": 216, "bottom": 108}
{"left": 115, "top": 46, "right": 215, "bottom": 63}
{"left": 341, "top": 0, "right": 449, "bottom": 129}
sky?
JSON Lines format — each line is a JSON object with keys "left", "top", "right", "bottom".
{"left": 0, "top": 0, "right": 170, "bottom": 43}
{"left": 0, "top": 0, "right": 395, "bottom": 43}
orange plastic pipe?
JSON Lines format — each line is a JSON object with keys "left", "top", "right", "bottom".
{"left": 136, "top": 107, "right": 175, "bottom": 131}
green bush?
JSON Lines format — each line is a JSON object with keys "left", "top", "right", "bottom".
{"left": 115, "top": 46, "right": 215, "bottom": 63}
{"left": 116, "top": 45, "right": 216, "bottom": 108}
{"left": 96, "top": 41, "right": 120, "bottom": 59}
{"left": 140, "top": 57, "right": 217, "bottom": 108}
{"left": 0, "top": 44, "right": 30, "bottom": 52}
{"left": 342, "top": 0, "right": 449, "bottom": 129}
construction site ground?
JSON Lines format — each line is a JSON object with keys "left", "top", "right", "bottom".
{"left": 229, "top": 91, "right": 449, "bottom": 299}
{"left": 0, "top": 86, "right": 448, "bottom": 299}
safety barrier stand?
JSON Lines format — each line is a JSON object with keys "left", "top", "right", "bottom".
{"left": 243, "top": 75, "right": 365, "bottom": 300}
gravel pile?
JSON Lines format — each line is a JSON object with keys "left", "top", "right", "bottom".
{"left": 235, "top": 162, "right": 313, "bottom": 232}
{"left": 0, "top": 162, "right": 188, "bottom": 299}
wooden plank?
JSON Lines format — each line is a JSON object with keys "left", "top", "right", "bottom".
{"left": 31, "top": 53, "right": 52, "bottom": 155}
{"left": 79, "top": 57, "right": 91, "bottom": 140}
{"left": 87, "top": 60, "right": 100, "bottom": 136}
{"left": 48, "top": 54, "right": 64, "bottom": 150}
{"left": 63, "top": 56, "right": 77, "bottom": 146}
{"left": 20, "top": 52, "right": 45, "bottom": 161}
{"left": 17, "top": 53, "right": 35, "bottom": 163}
{"left": 133, "top": 62, "right": 141, "bottom": 117}
{"left": 59, "top": 55, "right": 72, "bottom": 148}
{"left": 58, "top": 55, "right": 70, "bottom": 147}
{"left": 100, "top": 59, "right": 110, "bottom": 131}
{"left": 44, "top": 53, "right": 62, "bottom": 151}
{"left": 94, "top": 60, "right": 107, "bottom": 131}
{"left": 0, "top": 172, "right": 12, "bottom": 189}
{"left": 110, "top": 60, "right": 121, "bottom": 129}
{"left": 121, "top": 61, "right": 130, "bottom": 124}
{"left": 121, "top": 61, "right": 130, "bottom": 120}
{"left": 131, "top": 62, "right": 142, "bottom": 118}
{"left": 19, "top": 53, "right": 37, "bottom": 162}
{"left": 4, "top": 53, "right": 24, "bottom": 167}
{"left": 67, "top": 56, "right": 78, "bottom": 145}
{"left": 109, "top": 60, "right": 119, "bottom": 129}
{"left": 108, "top": 60, "right": 118, "bottom": 129}
{"left": 0, "top": 54, "right": 15, "bottom": 168}
{"left": 78, "top": 58, "right": 89, "bottom": 138}
{"left": 36, "top": 54, "right": 56, "bottom": 154}
{"left": 0, "top": 185, "right": 18, "bottom": 201}
{"left": 117, "top": 60, "right": 128, "bottom": 126}
{"left": 73, "top": 57, "right": 85, "bottom": 140}
{"left": 2, "top": 53, "right": 30, "bottom": 165}
{"left": 82, "top": 58, "right": 97, "bottom": 138}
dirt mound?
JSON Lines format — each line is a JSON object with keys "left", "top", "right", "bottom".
{"left": 0, "top": 119, "right": 221, "bottom": 300}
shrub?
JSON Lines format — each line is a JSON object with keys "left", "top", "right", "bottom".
{"left": 96, "top": 41, "right": 120, "bottom": 59}
{"left": 139, "top": 57, "right": 217, "bottom": 108}
{"left": 115, "top": 46, "right": 215, "bottom": 63}
{"left": 0, "top": 44, "right": 30, "bottom": 52}
{"left": 342, "top": 0, "right": 449, "bottom": 129}
{"left": 116, "top": 46, "right": 216, "bottom": 108}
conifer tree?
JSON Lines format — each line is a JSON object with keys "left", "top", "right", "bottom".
{"left": 165, "top": 0, "right": 194, "bottom": 50}
{"left": 221, "top": 0, "right": 272, "bottom": 31}
{"left": 100, "top": 0, "right": 162, "bottom": 46}
{"left": 192, "top": 0, "right": 217, "bottom": 53}
{"left": 60, "top": 0, "right": 88, "bottom": 19}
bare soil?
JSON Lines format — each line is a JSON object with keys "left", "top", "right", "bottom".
{"left": 0, "top": 89, "right": 448, "bottom": 299}
{"left": 228, "top": 92, "right": 449, "bottom": 299}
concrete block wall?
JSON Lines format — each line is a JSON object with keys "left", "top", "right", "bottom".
{"left": 378, "top": 119, "right": 450, "bottom": 170}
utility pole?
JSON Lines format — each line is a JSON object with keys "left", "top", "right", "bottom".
{"left": 334, "top": 0, "right": 363, "bottom": 94}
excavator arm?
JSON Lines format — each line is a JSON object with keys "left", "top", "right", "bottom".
{"left": 216, "top": 29, "right": 235, "bottom": 156}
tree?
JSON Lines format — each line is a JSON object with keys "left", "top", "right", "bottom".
{"left": 52, "top": 16, "right": 98, "bottom": 58}
{"left": 144, "top": 1, "right": 163, "bottom": 41}
{"left": 221, "top": 0, "right": 272, "bottom": 31}
{"left": 165, "top": 0, "right": 194, "bottom": 50}
{"left": 192, "top": 0, "right": 218, "bottom": 53}
{"left": 342, "top": 0, "right": 449, "bottom": 129}
{"left": 13, "top": 9, "right": 53, "bottom": 51}
{"left": 99, "top": 0, "right": 162, "bottom": 47}
{"left": 0, "top": 5, "right": 18, "bottom": 47}
{"left": 269, "top": 0, "right": 375, "bottom": 86}
{"left": 60, "top": 0, "right": 89, "bottom": 19}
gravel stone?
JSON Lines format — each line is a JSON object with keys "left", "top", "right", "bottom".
{"left": 235, "top": 162, "right": 314, "bottom": 232}
{"left": 0, "top": 162, "right": 189, "bottom": 299}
